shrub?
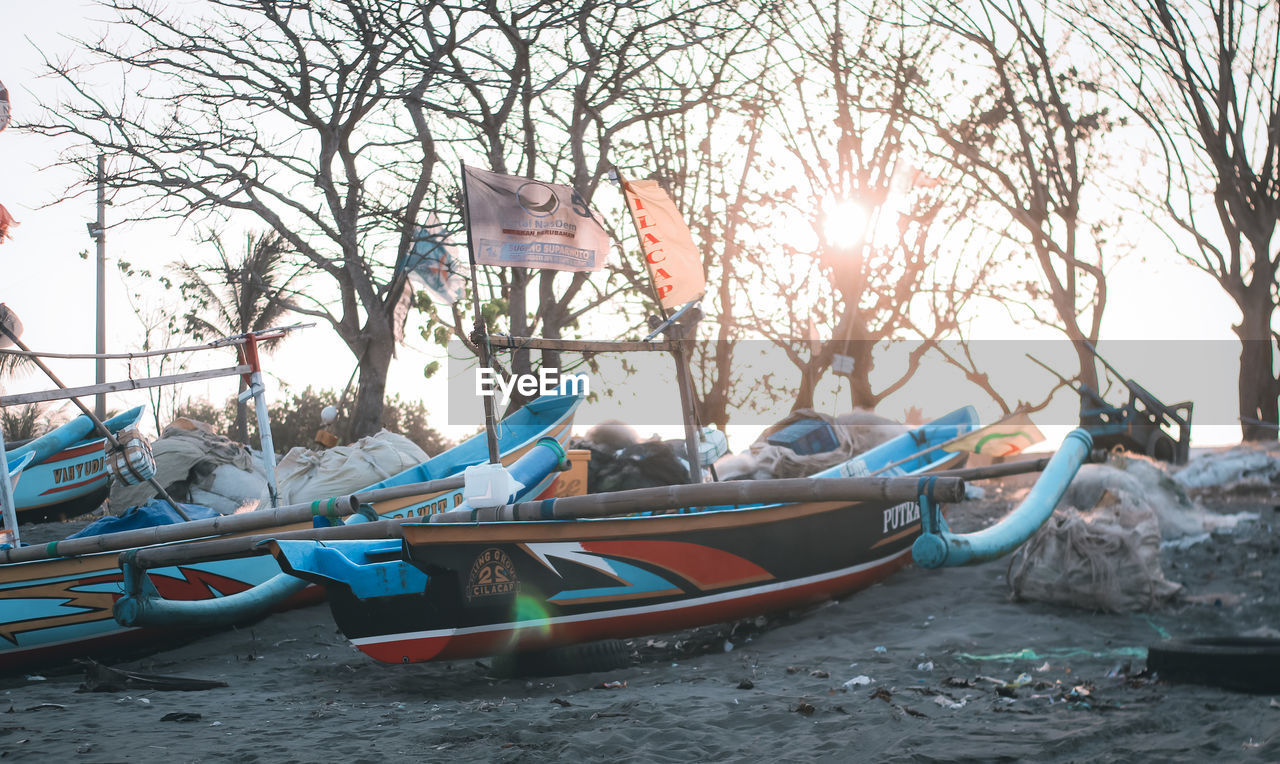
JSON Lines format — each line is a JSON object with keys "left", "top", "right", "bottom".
{"left": 173, "top": 387, "right": 453, "bottom": 456}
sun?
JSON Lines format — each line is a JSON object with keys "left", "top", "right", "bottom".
{"left": 820, "top": 198, "right": 870, "bottom": 251}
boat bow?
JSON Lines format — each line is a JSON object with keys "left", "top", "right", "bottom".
{"left": 911, "top": 428, "right": 1093, "bottom": 568}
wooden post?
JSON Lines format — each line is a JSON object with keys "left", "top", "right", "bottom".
{"left": 459, "top": 163, "right": 501, "bottom": 465}
{"left": 669, "top": 316, "right": 703, "bottom": 484}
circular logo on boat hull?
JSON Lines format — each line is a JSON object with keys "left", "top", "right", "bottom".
{"left": 466, "top": 547, "right": 519, "bottom": 601}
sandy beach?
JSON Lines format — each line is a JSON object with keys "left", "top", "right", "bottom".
{"left": 0, "top": 486, "right": 1275, "bottom": 763}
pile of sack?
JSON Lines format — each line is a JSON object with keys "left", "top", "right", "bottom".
{"left": 109, "top": 418, "right": 430, "bottom": 514}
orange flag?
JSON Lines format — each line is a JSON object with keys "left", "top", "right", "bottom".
{"left": 0, "top": 203, "right": 17, "bottom": 244}
{"left": 621, "top": 177, "right": 705, "bottom": 310}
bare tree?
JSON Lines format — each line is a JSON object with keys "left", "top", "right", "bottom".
{"left": 912, "top": 0, "right": 1121, "bottom": 403}
{"left": 609, "top": 13, "right": 777, "bottom": 429}
{"left": 408, "top": 0, "right": 759, "bottom": 415}
{"left": 738, "top": 0, "right": 997, "bottom": 415}
{"left": 28, "top": 0, "right": 452, "bottom": 438}
{"left": 1083, "top": 0, "right": 1279, "bottom": 440}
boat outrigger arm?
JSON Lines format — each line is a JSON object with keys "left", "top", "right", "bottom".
{"left": 911, "top": 428, "right": 1093, "bottom": 568}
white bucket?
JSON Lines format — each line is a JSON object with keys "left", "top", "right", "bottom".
{"left": 463, "top": 462, "right": 523, "bottom": 509}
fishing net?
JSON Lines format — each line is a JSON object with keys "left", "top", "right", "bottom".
{"left": 1008, "top": 488, "right": 1182, "bottom": 613}
{"left": 1007, "top": 453, "right": 1265, "bottom": 613}
{"left": 1172, "top": 441, "right": 1280, "bottom": 494}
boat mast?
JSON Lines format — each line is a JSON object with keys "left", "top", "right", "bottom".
{"left": 459, "top": 163, "right": 502, "bottom": 465}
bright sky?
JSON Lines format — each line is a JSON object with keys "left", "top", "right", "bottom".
{"left": 0, "top": 1, "right": 1251, "bottom": 452}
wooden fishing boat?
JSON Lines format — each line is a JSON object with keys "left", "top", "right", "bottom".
{"left": 254, "top": 423, "right": 1092, "bottom": 668}
{"left": 258, "top": 407, "right": 1062, "bottom": 666}
{"left": 6, "top": 407, "right": 146, "bottom": 522}
{"left": 0, "top": 392, "right": 581, "bottom": 670}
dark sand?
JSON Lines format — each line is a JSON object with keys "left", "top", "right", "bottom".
{"left": 0, "top": 489, "right": 1276, "bottom": 763}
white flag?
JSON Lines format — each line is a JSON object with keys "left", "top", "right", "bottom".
{"left": 463, "top": 166, "right": 611, "bottom": 272}
{"left": 621, "top": 177, "right": 706, "bottom": 309}
{"left": 401, "top": 217, "right": 464, "bottom": 305}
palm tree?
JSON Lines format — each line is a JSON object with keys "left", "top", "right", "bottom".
{"left": 176, "top": 230, "right": 303, "bottom": 443}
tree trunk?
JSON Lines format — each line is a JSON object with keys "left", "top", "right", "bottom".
{"left": 845, "top": 339, "right": 876, "bottom": 411}
{"left": 503, "top": 269, "right": 535, "bottom": 414}
{"left": 1070, "top": 330, "right": 1101, "bottom": 428}
{"left": 792, "top": 361, "right": 820, "bottom": 412}
{"left": 349, "top": 336, "right": 395, "bottom": 440}
{"left": 538, "top": 270, "right": 563, "bottom": 375}
{"left": 1235, "top": 299, "right": 1279, "bottom": 442}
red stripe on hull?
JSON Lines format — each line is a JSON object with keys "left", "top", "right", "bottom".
{"left": 583, "top": 540, "right": 772, "bottom": 590}
{"left": 355, "top": 551, "right": 912, "bottom": 664}
{"left": 42, "top": 441, "right": 107, "bottom": 462}
{"left": 39, "top": 473, "right": 109, "bottom": 497}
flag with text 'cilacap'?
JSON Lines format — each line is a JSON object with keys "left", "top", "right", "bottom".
{"left": 463, "top": 165, "right": 611, "bottom": 272}
{"left": 621, "top": 177, "right": 705, "bottom": 310}
{"left": 941, "top": 412, "right": 1045, "bottom": 458}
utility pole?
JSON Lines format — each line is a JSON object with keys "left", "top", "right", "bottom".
{"left": 91, "top": 154, "right": 106, "bottom": 419}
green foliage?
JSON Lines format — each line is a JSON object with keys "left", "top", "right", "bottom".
{"left": 0, "top": 404, "right": 52, "bottom": 442}
{"left": 379, "top": 394, "right": 453, "bottom": 455}
{"left": 266, "top": 386, "right": 339, "bottom": 453}
{"left": 177, "top": 230, "right": 301, "bottom": 343}
{"left": 172, "top": 398, "right": 234, "bottom": 433}
{"left": 173, "top": 387, "right": 453, "bottom": 456}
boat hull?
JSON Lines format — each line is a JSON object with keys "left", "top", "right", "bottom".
{"left": 271, "top": 406, "right": 982, "bottom": 665}
{"left": 8, "top": 408, "right": 146, "bottom": 522}
{"left": 323, "top": 497, "right": 920, "bottom": 664}
{"left": 0, "top": 394, "right": 580, "bottom": 670}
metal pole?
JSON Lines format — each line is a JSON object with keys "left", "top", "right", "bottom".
{"left": 669, "top": 319, "right": 703, "bottom": 484}
{"left": 0, "top": 429, "right": 22, "bottom": 547}
{"left": 237, "top": 334, "right": 280, "bottom": 507}
{"left": 94, "top": 154, "right": 106, "bottom": 420}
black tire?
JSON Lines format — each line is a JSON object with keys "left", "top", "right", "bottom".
{"left": 490, "top": 639, "right": 632, "bottom": 678}
{"left": 1147, "top": 637, "right": 1280, "bottom": 693}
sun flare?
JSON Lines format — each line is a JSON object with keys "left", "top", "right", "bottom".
{"left": 820, "top": 199, "right": 870, "bottom": 250}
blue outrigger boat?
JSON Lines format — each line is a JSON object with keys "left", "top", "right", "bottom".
{"left": 6, "top": 406, "right": 146, "bottom": 522}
